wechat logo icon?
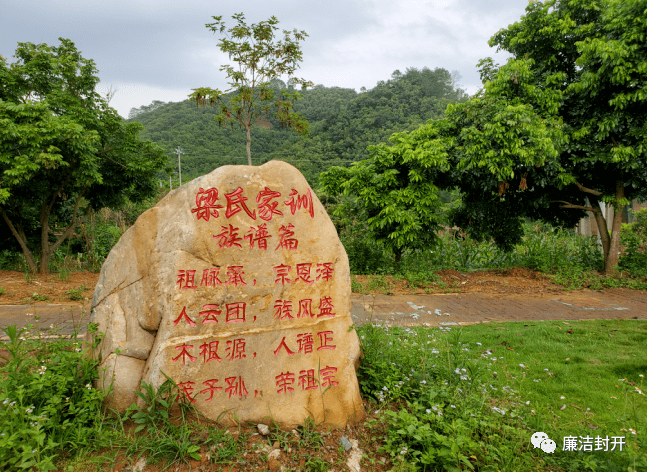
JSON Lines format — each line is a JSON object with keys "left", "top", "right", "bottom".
{"left": 531, "top": 432, "right": 556, "bottom": 453}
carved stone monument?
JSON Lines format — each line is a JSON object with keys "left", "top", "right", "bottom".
{"left": 87, "top": 161, "right": 364, "bottom": 427}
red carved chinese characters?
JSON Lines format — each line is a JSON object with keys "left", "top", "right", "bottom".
{"left": 173, "top": 343, "right": 196, "bottom": 366}
{"left": 273, "top": 337, "right": 295, "bottom": 356}
{"left": 214, "top": 224, "right": 243, "bottom": 249}
{"left": 273, "top": 300, "right": 293, "bottom": 320}
{"left": 173, "top": 307, "right": 196, "bottom": 327}
{"left": 317, "top": 331, "right": 336, "bottom": 350}
{"left": 200, "top": 268, "right": 223, "bottom": 287}
{"left": 225, "top": 187, "right": 256, "bottom": 219}
{"left": 179, "top": 182, "right": 348, "bottom": 404}
{"left": 225, "top": 338, "right": 247, "bottom": 361}
{"left": 275, "top": 372, "right": 295, "bottom": 394}
{"left": 316, "top": 263, "right": 334, "bottom": 281}
{"left": 274, "top": 332, "right": 332, "bottom": 355}
{"left": 174, "top": 303, "right": 249, "bottom": 326}
{"left": 266, "top": 263, "right": 333, "bottom": 285}
{"left": 256, "top": 187, "right": 283, "bottom": 221}
{"left": 296, "top": 333, "right": 314, "bottom": 354}
{"left": 225, "top": 376, "right": 248, "bottom": 399}
{"left": 284, "top": 188, "right": 314, "bottom": 218}
{"left": 297, "top": 299, "right": 313, "bottom": 318}
{"left": 298, "top": 369, "right": 318, "bottom": 391}
{"left": 191, "top": 188, "right": 223, "bottom": 221}
{"left": 295, "top": 263, "right": 313, "bottom": 284}
{"left": 321, "top": 366, "right": 339, "bottom": 388}
{"left": 199, "top": 341, "right": 222, "bottom": 363}
{"left": 318, "top": 296, "right": 335, "bottom": 318}
{"left": 177, "top": 381, "right": 196, "bottom": 403}
{"left": 199, "top": 379, "right": 222, "bottom": 402}
{"left": 225, "top": 302, "right": 246, "bottom": 323}
{"left": 245, "top": 224, "right": 271, "bottom": 250}
{"left": 225, "top": 266, "right": 247, "bottom": 287}
{"left": 275, "top": 223, "right": 298, "bottom": 251}
{"left": 176, "top": 270, "right": 197, "bottom": 289}
{"left": 199, "top": 304, "right": 221, "bottom": 323}
{"left": 273, "top": 264, "right": 291, "bottom": 284}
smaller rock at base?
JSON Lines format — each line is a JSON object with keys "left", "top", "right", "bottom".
{"left": 258, "top": 423, "right": 270, "bottom": 435}
{"left": 340, "top": 436, "right": 353, "bottom": 451}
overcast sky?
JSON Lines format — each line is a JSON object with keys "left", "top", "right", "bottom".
{"left": 1, "top": 0, "right": 529, "bottom": 119}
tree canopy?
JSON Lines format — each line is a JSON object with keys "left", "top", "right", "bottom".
{"left": 0, "top": 38, "right": 169, "bottom": 273}
{"left": 461, "top": 0, "right": 647, "bottom": 272}
{"left": 321, "top": 0, "right": 647, "bottom": 273}
{"left": 320, "top": 123, "right": 451, "bottom": 265}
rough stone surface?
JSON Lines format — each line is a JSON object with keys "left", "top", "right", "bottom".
{"left": 87, "top": 161, "right": 364, "bottom": 428}
{"left": 97, "top": 353, "right": 145, "bottom": 412}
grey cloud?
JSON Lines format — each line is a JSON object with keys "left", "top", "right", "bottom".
{"left": 1, "top": 0, "right": 527, "bottom": 117}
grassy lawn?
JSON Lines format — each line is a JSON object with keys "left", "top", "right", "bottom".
{"left": 1, "top": 318, "right": 645, "bottom": 471}
{"left": 356, "top": 319, "right": 647, "bottom": 471}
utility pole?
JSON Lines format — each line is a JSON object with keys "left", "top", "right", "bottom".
{"left": 175, "top": 146, "right": 185, "bottom": 186}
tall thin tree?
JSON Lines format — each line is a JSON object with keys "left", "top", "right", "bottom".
{"left": 189, "top": 13, "right": 313, "bottom": 165}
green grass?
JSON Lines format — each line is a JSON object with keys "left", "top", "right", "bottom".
{"left": 356, "top": 319, "right": 647, "bottom": 471}
{"left": 2, "top": 318, "right": 645, "bottom": 471}
{"left": 66, "top": 285, "right": 89, "bottom": 301}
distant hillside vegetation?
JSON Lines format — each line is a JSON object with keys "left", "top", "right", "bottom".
{"left": 127, "top": 67, "right": 468, "bottom": 187}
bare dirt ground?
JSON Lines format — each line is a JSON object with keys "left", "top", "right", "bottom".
{"left": 0, "top": 268, "right": 562, "bottom": 305}
{"left": 0, "top": 270, "right": 99, "bottom": 304}
{"left": 0, "top": 267, "right": 641, "bottom": 305}
{"left": 353, "top": 267, "right": 566, "bottom": 295}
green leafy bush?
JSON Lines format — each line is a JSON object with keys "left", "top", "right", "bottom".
{"left": 0, "top": 325, "right": 106, "bottom": 471}
{"left": 619, "top": 208, "right": 647, "bottom": 277}
{"left": 0, "top": 249, "right": 28, "bottom": 272}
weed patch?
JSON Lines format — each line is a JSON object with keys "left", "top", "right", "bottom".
{"left": 65, "top": 285, "right": 89, "bottom": 301}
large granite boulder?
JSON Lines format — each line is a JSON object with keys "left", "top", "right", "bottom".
{"left": 87, "top": 161, "right": 364, "bottom": 427}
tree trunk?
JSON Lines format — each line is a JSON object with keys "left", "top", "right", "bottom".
{"left": 245, "top": 126, "right": 252, "bottom": 166}
{"left": 39, "top": 247, "right": 52, "bottom": 274}
{"left": 39, "top": 201, "right": 52, "bottom": 274}
{"left": 589, "top": 196, "right": 611, "bottom": 269}
{"left": 0, "top": 208, "right": 38, "bottom": 273}
{"left": 589, "top": 182, "right": 626, "bottom": 275}
{"left": 393, "top": 247, "right": 403, "bottom": 272}
{"left": 604, "top": 180, "right": 626, "bottom": 274}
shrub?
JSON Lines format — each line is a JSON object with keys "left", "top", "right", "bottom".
{"left": 619, "top": 208, "right": 647, "bottom": 277}
{"left": 0, "top": 325, "right": 106, "bottom": 471}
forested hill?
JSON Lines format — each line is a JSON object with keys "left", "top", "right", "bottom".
{"left": 127, "top": 66, "right": 469, "bottom": 187}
